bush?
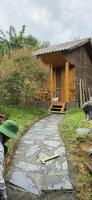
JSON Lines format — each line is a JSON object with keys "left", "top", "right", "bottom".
{"left": 0, "top": 49, "right": 50, "bottom": 105}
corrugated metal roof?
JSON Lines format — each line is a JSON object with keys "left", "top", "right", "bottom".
{"left": 34, "top": 38, "right": 90, "bottom": 55}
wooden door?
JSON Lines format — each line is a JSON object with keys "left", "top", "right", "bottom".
{"left": 60, "top": 65, "right": 75, "bottom": 102}
{"left": 55, "top": 68, "right": 62, "bottom": 99}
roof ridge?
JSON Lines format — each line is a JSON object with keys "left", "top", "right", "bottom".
{"left": 42, "top": 37, "right": 90, "bottom": 49}
{"left": 34, "top": 37, "right": 91, "bottom": 55}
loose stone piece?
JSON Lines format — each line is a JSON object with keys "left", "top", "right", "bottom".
{"left": 76, "top": 127, "right": 91, "bottom": 134}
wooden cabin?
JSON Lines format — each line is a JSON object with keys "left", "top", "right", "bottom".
{"left": 34, "top": 38, "right": 92, "bottom": 112}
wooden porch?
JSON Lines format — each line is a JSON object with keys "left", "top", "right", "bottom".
{"left": 50, "top": 62, "right": 75, "bottom": 102}
{"left": 36, "top": 51, "right": 75, "bottom": 112}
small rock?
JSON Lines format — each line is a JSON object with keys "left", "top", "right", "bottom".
{"left": 76, "top": 128, "right": 91, "bottom": 135}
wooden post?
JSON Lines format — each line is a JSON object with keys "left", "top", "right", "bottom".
{"left": 65, "top": 62, "right": 69, "bottom": 102}
{"left": 82, "top": 79, "right": 85, "bottom": 104}
{"left": 79, "top": 79, "right": 83, "bottom": 107}
{"left": 51, "top": 65, "right": 53, "bottom": 100}
{"left": 88, "top": 88, "right": 91, "bottom": 101}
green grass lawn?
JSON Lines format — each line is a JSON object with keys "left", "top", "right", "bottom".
{"left": 60, "top": 108, "right": 92, "bottom": 200}
{"left": 0, "top": 105, "right": 49, "bottom": 170}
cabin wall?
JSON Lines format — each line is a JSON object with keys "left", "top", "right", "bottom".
{"left": 68, "top": 66, "right": 75, "bottom": 101}
{"left": 65, "top": 46, "right": 92, "bottom": 104}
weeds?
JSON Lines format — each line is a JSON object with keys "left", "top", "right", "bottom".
{"left": 60, "top": 108, "right": 92, "bottom": 200}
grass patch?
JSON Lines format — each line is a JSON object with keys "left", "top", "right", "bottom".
{"left": 60, "top": 108, "right": 92, "bottom": 200}
{"left": 0, "top": 105, "right": 49, "bottom": 172}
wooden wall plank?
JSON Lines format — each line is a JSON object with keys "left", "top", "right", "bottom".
{"left": 50, "top": 65, "right": 53, "bottom": 100}
{"left": 65, "top": 62, "right": 69, "bottom": 102}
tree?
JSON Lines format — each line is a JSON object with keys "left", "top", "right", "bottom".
{"left": 8, "top": 25, "right": 25, "bottom": 49}
{"left": 0, "top": 48, "right": 50, "bottom": 105}
{"left": 0, "top": 25, "right": 26, "bottom": 57}
{"left": 0, "top": 25, "right": 50, "bottom": 59}
{"left": 0, "top": 29, "right": 10, "bottom": 58}
{"left": 24, "top": 34, "right": 40, "bottom": 49}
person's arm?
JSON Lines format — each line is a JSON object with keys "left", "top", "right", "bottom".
{"left": 0, "top": 143, "right": 6, "bottom": 189}
{"left": 0, "top": 143, "right": 7, "bottom": 199}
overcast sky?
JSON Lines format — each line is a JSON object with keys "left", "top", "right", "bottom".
{"left": 0, "top": 0, "right": 92, "bottom": 44}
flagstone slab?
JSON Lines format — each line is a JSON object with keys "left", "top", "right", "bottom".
{"left": 42, "top": 174, "right": 73, "bottom": 191}
{"left": 9, "top": 171, "right": 40, "bottom": 195}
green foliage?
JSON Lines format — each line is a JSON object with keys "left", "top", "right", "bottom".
{"left": 60, "top": 109, "right": 92, "bottom": 200}
{"left": 8, "top": 25, "right": 25, "bottom": 49}
{"left": 0, "top": 25, "right": 26, "bottom": 58}
{"left": 61, "top": 108, "right": 85, "bottom": 131}
{"left": 24, "top": 35, "right": 50, "bottom": 50}
{"left": 0, "top": 25, "right": 50, "bottom": 59}
{"left": 59, "top": 108, "right": 86, "bottom": 149}
{"left": 24, "top": 34, "right": 40, "bottom": 49}
{"left": 0, "top": 48, "right": 50, "bottom": 105}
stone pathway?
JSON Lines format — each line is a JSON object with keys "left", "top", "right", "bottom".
{"left": 7, "top": 114, "right": 73, "bottom": 197}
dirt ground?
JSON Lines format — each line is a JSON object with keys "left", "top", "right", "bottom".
{"left": 66, "top": 137, "right": 92, "bottom": 200}
{"left": 7, "top": 183, "right": 78, "bottom": 200}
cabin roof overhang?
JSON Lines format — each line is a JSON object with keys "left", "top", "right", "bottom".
{"left": 34, "top": 38, "right": 92, "bottom": 67}
{"left": 34, "top": 38, "right": 92, "bottom": 59}
{"left": 37, "top": 51, "right": 66, "bottom": 67}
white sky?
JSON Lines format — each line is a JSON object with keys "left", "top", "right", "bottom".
{"left": 0, "top": 0, "right": 92, "bottom": 44}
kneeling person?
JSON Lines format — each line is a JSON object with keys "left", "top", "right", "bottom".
{"left": 0, "top": 120, "right": 18, "bottom": 200}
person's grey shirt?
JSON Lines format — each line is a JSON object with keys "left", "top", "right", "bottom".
{"left": 0, "top": 141, "right": 6, "bottom": 190}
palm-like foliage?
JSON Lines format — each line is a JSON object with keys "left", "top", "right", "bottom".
{"left": 0, "top": 25, "right": 50, "bottom": 59}
{"left": 0, "top": 29, "right": 10, "bottom": 57}
{"left": 8, "top": 25, "right": 25, "bottom": 49}
{"left": 0, "top": 25, "right": 26, "bottom": 58}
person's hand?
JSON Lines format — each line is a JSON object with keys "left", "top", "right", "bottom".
{"left": 0, "top": 189, "right": 7, "bottom": 200}
{"left": 3, "top": 190, "right": 7, "bottom": 200}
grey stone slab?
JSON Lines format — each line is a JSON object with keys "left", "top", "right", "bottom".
{"left": 15, "top": 151, "right": 20, "bottom": 155}
{"left": 39, "top": 152, "right": 50, "bottom": 161}
{"left": 30, "top": 128, "right": 44, "bottom": 132}
{"left": 15, "top": 161, "right": 44, "bottom": 173}
{"left": 25, "top": 145, "right": 41, "bottom": 157}
{"left": 54, "top": 147, "right": 65, "bottom": 156}
{"left": 22, "top": 140, "right": 34, "bottom": 145}
{"left": 55, "top": 160, "right": 65, "bottom": 173}
{"left": 47, "top": 158, "right": 69, "bottom": 176}
{"left": 43, "top": 141, "right": 61, "bottom": 148}
{"left": 29, "top": 135, "right": 48, "bottom": 140}
{"left": 27, "top": 172, "right": 43, "bottom": 191}
{"left": 22, "top": 134, "right": 31, "bottom": 140}
{"left": 9, "top": 171, "right": 40, "bottom": 195}
{"left": 45, "top": 127, "right": 58, "bottom": 131}
{"left": 42, "top": 175, "right": 73, "bottom": 191}
{"left": 63, "top": 160, "right": 68, "bottom": 170}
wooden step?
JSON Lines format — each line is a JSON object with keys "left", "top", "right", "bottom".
{"left": 49, "top": 102, "right": 66, "bottom": 113}
{"left": 52, "top": 105, "right": 62, "bottom": 108}
{"left": 51, "top": 108, "right": 61, "bottom": 111}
